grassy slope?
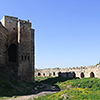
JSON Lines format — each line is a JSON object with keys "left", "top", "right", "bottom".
{"left": 0, "top": 65, "right": 44, "bottom": 99}
{"left": 1, "top": 65, "right": 100, "bottom": 100}
{"left": 31, "top": 77, "right": 100, "bottom": 100}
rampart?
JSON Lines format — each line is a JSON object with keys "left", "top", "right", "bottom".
{"left": 0, "top": 16, "right": 35, "bottom": 82}
{"left": 35, "top": 64, "right": 100, "bottom": 78}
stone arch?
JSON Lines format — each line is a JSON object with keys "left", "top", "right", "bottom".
{"left": 53, "top": 72, "right": 55, "bottom": 76}
{"left": 68, "top": 72, "right": 71, "bottom": 77}
{"left": 80, "top": 72, "right": 84, "bottom": 78}
{"left": 38, "top": 73, "right": 41, "bottom": 76}
{"left": 49, "top": 73, "right": 51, "bottom": 76}
{"left": 58, "top": 72, "right": 61, "bottom": 77}
{"left": 66, "top": 72, "right": 68, "bottom": 77}
{"left": 8, "top": 44, "right": 17, "bottom": 62}
{"left": 73, "top": 72, "right": 76, "bottom": 78}
{"left": 90, "top": 72, "right": 95, "bottom": 78}
{"left": 43, "top": 73, "right": 45, "bottom": 76}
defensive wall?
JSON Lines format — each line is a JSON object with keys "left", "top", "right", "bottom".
{"left": 35, "top": 64, "right": 100, "bottom": 78}
{"left": 0, "top": 16, "right": 35, "bottom": 82}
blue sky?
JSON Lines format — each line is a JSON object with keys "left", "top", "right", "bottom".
{"left": 0, "top": 0, "right": 100, "bottom": 69}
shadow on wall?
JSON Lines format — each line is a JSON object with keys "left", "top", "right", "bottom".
{"left": 58, "top": 71, "right": 95, "bottom": 78}
{"left": 8, "top": 44, "right": 17, "bottom": 62}
{"left": 58, "top": 72, "right": 76, "bottom": 78}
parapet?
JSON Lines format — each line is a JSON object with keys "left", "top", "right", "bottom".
{"left": 4, "top": 15, "right": 18, "bottom": 20}
{"left": 2, "top": 15, "right": 31, "bottom": 24}
{"left": 18, "top": 19, "right": 31, "bottom": 24}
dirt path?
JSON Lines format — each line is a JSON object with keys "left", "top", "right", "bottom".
{"left": 7, "top": 83, "right": 60, "bottom": 100}
{"left": 8, "top": 91, "right": 57, "bottom": 100}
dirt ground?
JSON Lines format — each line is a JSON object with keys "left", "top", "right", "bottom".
{"left": 7, "top": 83, "right": 60, "bottom": 100}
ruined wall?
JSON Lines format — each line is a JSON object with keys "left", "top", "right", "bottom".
{"left": 35, "top": 64, "right": 100, "bottom": 78}
{"left": 0, "top": 22, "right": 7, "bottom": 65}
{"left": 31, "top": 29, "right": 35, "bottom": 81}
{"left": 1, "top": 16, "right": 18, "bottom": 46}
{"left": 97, "top": 65, "right": 100, "bottom": 78}
{"left": 1, "top": 16, "right": 18, "bottom": 66}
{"left": 18, "top": 20, "right": 34, "bottom": 81}
{"left": 0, "top": 16, "right": 35, "bottom": 82}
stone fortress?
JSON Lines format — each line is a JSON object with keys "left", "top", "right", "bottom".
{"left": 0, "top": 16, "right": 35, "bottom": 82}
{"left": 1, "top": 16, "right": 100, "bottom": 82}
{"left": 35, "top": 63, "right": 100, "bottom": 78}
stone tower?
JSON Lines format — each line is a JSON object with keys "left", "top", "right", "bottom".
{"left": 0, "top": 16, "right": 35, "bottom": 82}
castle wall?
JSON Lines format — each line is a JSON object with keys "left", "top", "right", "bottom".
{"left": 97, "top": 65, "right": 100, "bottom": 78}
{"left": 31, "top": 29, "right": 35, "bottom": 81}
{"left": 1, "top": 16, "right": 18, "bottom": 46}
{"left": 1, "top": 16, "right": 18, "bottom": 66}
{"left": 0, "top": 22, "right": 7, "bottom": 65}
{"left": 35, "top": 64, "right": 99, "bottom": 78}
{"left": 18, "top": 20, "right": 34, "bottom": 81}
{"left": 0, "top": 16, "right": 35, "bottom": 82}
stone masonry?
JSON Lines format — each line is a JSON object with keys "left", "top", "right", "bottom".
{"left": 0, "top": 16, "right": 35, "bottom": 82}
{"left": 35, "top": 64, "right": 100, "bottom": 79}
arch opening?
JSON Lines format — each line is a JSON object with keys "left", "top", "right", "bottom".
{"left": 80, "top": 72, "right": 84, "bottom": 78}
{"left": 73, "top": 72, "right": 76, "bottom": 78}
{"left": 38, "top": 73, "right": 41, "bottom": 76}
{"left": 53, "top": 72, "right": 55, "bottom": 76}
{"left": 49, "top": 73, "right": 51, "bottom": 76}
{"left": 66, "top": 72, "right": 68, "bottom": 77}
{"left": 90, "top": 72, "right": 95, "bottom": 78}
{"left": 58, "top": 72, "right": 61, "bottom": 77}
{"left": 8, "top": 44, "right": 17, "bottom": 62}
{"left": 43, "top": 73, "right": 45, "bottom": 76}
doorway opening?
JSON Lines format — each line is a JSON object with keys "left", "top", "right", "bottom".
{"left": 90, "top": 72, "right": 95, "bottom": 78}
{"left": 80, "top": 72, "right": 85, "bottom": 78}
{"left": 8, "top": 44, "right": 17, "bottom": 62}
{"left": 73, "top": 72, "right": 76, "bottom": 78}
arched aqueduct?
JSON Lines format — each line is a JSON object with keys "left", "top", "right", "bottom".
{"left": 35, "top": 64, "right": 100, "bottom": 78}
